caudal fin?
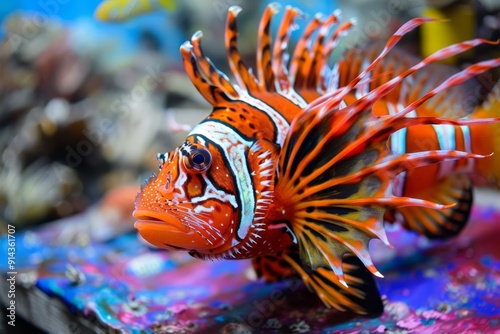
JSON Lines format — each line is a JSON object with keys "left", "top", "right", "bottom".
{"left": 392, "top": 174, "right": 473, "bottom": 239}
{"left": 469, "top": 80, "right": 500, "bottom": 188}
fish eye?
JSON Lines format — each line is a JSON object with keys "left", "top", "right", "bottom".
{"left": 183, "top": 147, "right": 212, "bottom": 173}
{"left": 157, "top": 153, "right": 167, "bottom": 170}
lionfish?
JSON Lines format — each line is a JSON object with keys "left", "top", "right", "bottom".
{"left": 134, "top": 4, "right": 500, "bottom": 315}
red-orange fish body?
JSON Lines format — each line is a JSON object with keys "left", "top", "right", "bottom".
{"left": 134, "top": 4, "right": 500, "bottom": 315}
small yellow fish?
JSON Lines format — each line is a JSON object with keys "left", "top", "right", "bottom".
{"left": 95, "top": 0, "right": 176, "bottom": 22}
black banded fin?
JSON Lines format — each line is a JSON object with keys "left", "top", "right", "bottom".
{"left": 396, "top": 174, "right": 473, "bottom": 239}
{"left": 282, "top": 251, "right": 383, "bottom": 316}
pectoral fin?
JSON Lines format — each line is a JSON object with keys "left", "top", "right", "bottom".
{"left": 252, "top": 249, "right": 383, "bottom": 316}
{"left": 281, "top": 251, "right": 384, "bottom": 316}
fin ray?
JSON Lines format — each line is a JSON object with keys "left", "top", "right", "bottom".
{"left": 272, "top": 6, "right": 302, "bottom": 93}
{"left": 256, "top": 4, "right": 279, "bottom": 91}
{"left": 289, "top": 13, "right": 323, "bottom": 88}
{"left": 180, "top": 42, "right": 236, "bottom": 106}
{"left": 226, "top": 6, "right": 259, "bottom": 92}
{"left": 190, "top": 32, "right": 240, "bottom": 99}
{"left": 281, "top": 251, "right": 384, "bottom": 316}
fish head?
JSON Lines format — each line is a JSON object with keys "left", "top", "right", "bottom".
{"left": 133, "top": 135, "right": 240, "bottom": 253}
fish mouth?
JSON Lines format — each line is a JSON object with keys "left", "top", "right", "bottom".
{"left": 133, "top": 210, "right": 190, "bottom": 233}
{"left": 133, "top": 209, "right": 225, "bottom": 251}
